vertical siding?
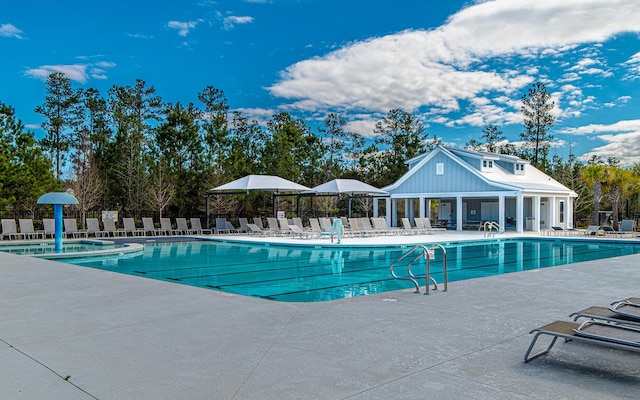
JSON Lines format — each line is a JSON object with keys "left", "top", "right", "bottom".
{"left": 389, "top": 152, "right": 497, "bottom": 194}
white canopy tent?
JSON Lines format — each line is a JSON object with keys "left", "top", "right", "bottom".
{"left": 206, "top": 175, "right": 313, "bottom": 225}
{"left": 308, "top": 179, "right": 388, "bottom": 218}
{"left": 209, "top": 175, "right": 312, "bottom": 193}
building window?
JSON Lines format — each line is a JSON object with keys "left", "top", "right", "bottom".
{"left": 436, "top": 162, "right": 444, "bottom": 175}
{"left": 559, "top": 201, "right": 565, "bottom": 224}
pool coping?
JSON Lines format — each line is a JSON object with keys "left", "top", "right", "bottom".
{"left": 0, "top": 239, "right": 144, "bottom": 259}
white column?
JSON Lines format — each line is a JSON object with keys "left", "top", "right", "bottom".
{"left": 419, "top": 197, "right": 425, "bottom": 220}
{"left": 533, "top": 196, "right": 540, "bottom": 232}
{"left": 498, "top": 195, "right": 505, "bottom": 231}
{"left": 385, "top": 198, "right": 391, "bottom": 227}
{"left": 427, "top": 199, "right": 432, "bottom": 221}
{"left": 549, "top": 196, "right": 556, "bottom": 228}
{"left": 456, "top": 196, "right": 463, "bottom": 231}
{"left": 373, "top": 198, "right": 379, "bottom": 218}
{"left": 391, "top": 199, "right": 398, "bottom": 227}
{"left": 516, "top": 193, "right": 524, "bottom": 233}
{"left": 567, "top": 197, "right": 574, "bottom": 229}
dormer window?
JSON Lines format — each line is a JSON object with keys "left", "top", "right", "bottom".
{"left": 515, "top": 163, "right": 525, "bottom": 175}
{"left": 482, "top": 159, "right": 493, "bottom": 172}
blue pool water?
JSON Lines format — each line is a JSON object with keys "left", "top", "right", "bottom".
{"left": 61, "top": 238, "right": 640, "bottom": 302}
{"left": 0, "top": 241, "right": 127, "bottom": 256}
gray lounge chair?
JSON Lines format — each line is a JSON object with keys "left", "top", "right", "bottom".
{"left": 86, "top": 218, "right": 104, "bottom": 237}
{"left": 19, "top": 218, "right": 44, "bottom": 239}
{"left": 43, "top": 218, "right": 55, "bottom": 238}
{"left": 215, "top": 218, "right": 230, "bottom": 234}
{"left": 123, "top": 218, "right": 144, "bottom": 236}
{"left": 190, "top": 218, "right": 212, "bottom": 235}
{"left": 584, "top": 225, "right": 600, "bottom": 236}
{"left": 103, "top": 218, "right": 124, "bottom": 237}
{"left": 158, "top": 218, "right": 174, "bottom": 235}
{"left": 175, "top": 218, "right": 192, "bottom": 235}
{"left": 1, "top": 219, "right": 23, "bottom": 240}
{"left": 524, "top": 320, "right": 640, "bottom": 362}
{"left": 64, "top": 218, "right": 88, "bottom": 238}
{"left": 142, "top": 218, "right": 163, "bottom": 236}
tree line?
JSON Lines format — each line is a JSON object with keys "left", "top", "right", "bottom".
{"left": 1, "top": 74, "right": 639, "bottom": 227}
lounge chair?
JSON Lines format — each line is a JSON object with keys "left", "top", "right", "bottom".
{"left": 103, "top": 218, "right": 124, "bottom": 237}
{"left": 292, "top": 217, "right": 305, "bottom": 231}
{"left": 238, "top": 218, "right": 250, "bottom": 234}
{"left": 423, "top": 217, "right": 446, "bottom": 232}
{"left": 278, "top": 218, "right": 292, "bottom": 235}
{"left": 1, "top": 219, "right": 23, "bottom": 240}
{"left": 215, "top": 218, "right": 231, "bottom": 234}
{"left": 225, "top": 221, "right": 240, "bottom": 234}
{"left": 524, "top": 320, "right": 640, "bottom": 362}
{"left": 253, "top": 217, "right": 265, "bottom": 229}
{"left": 19, "top": 219, "right": 44, "bottom": 239}
{"left": 175, "top": 218, "right": 192, "bottom": 235}
{"left": 123, "top": 217, "right": 144, "bottom": 236}
{"left": 401, "top": 218, "right": 418, "bottom": 235}
{"left": 247, "top": 223, "right": 269, "bottom": 236}
{"left": 266, "top": 217, "right": 281, "bottom": 234}
{"left": 64, "top": 218, "right": 88, "bottom": 238}
{"left": 620, "top": 220, "right": 635, "bottom": 236}
{"left": 570, "top": 304, "right": 640, "bottom": 328}
{"left": 190, "top": 218, "right": 212, "bottom": 235}
{"left": 86, "top": 218, "right": 104, "bottom": 237}
{"left": 43, "top": 218, "right": 55, "bottom": 238}
{"left": 160, "top": 218, "right": 174, "bottom": 235}
{"left": 584, "top": 225, "right": 600, "bottom": 236}
{"left": 142, "top": 218, "right": 163, "bottom": 236}
{"left": 288, "top": 224, "right": 313, "bottom": 238}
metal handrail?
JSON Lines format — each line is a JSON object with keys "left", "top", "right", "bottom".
{"left": 483, "top": 221, "right": 504, "bottom": 237}
{"left": 389, "top": 243, "right": 448, "bottom": 295}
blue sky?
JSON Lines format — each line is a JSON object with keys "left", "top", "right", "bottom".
{"left": 2, "top": 0, "right": 640, "bottom": 166}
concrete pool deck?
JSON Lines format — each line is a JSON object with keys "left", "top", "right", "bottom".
{"left": 1, "top": 231, "right": 639, "bottom": 399}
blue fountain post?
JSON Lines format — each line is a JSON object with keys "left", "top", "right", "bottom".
{"left": 37, "top": 192, "right": 80, "bottom": 254}
{"left": 54, "top": 203, "right": 63, "bottom": 252}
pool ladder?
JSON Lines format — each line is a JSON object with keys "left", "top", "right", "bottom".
{"left": 389, "top": 244, "right": 447, "bottom": 295}
{"left": 483, "top": 221, "right": 504, "bottom": 237}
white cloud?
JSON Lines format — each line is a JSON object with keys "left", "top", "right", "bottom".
{"left": 24, "top": 61, "right": 116, "bottom": 83}
{"left": 560, "top": 119, "right": 640, "bottom": 135}
{"left": 0, "top": 23, "right": 23, "bottom": 39}
{"left": 268, "top": 0, "right": 640, "bottom": 124}
{"left": 581, "top": 130, "right": 640, "bottom": 167}
{"left": 24, "top": 64, "right": 89, "bottom": 83}
{"left": 223, "top": 16, "right": 254, "bottom": 30}
{"left": 168, "top": 20, "right": 200, "bottom": 36}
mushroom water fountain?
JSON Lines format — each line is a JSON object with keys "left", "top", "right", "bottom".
{"left": 37, "top": 192, "right": 79, "bottom": 252}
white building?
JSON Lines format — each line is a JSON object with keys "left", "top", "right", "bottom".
{"left": 376, "top": 146, "right": 577, "bottom": 233}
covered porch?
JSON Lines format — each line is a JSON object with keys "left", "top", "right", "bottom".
{"left": 373, "top": 192, "right": 575, "bottom": 233}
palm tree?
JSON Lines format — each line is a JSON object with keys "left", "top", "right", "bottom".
{"left": 580, "top": 163, "right": 604, "bottom": 225}
{"left": 600, "top": 166, "right": 628, "bottom": 230}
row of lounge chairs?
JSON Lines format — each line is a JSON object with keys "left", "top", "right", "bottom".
{"left": 0, "top": 217, "right": 212, "bottom": 239}
{"left": 547, "top": 220, "right": 637, "bottom": 237}
{"left": 232, "top": 216, "right": 446, "bottom": 238}
{"left": 524, "top": 297, "right": 640, "bottom": 362}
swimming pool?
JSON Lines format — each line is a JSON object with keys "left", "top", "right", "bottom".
{"left": 59, "top": 238, "right": 640, "bottom": 302}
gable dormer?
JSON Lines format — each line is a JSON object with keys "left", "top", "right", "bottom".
{"left": 481, "top": 158, "right": 494, "bottom": 172}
